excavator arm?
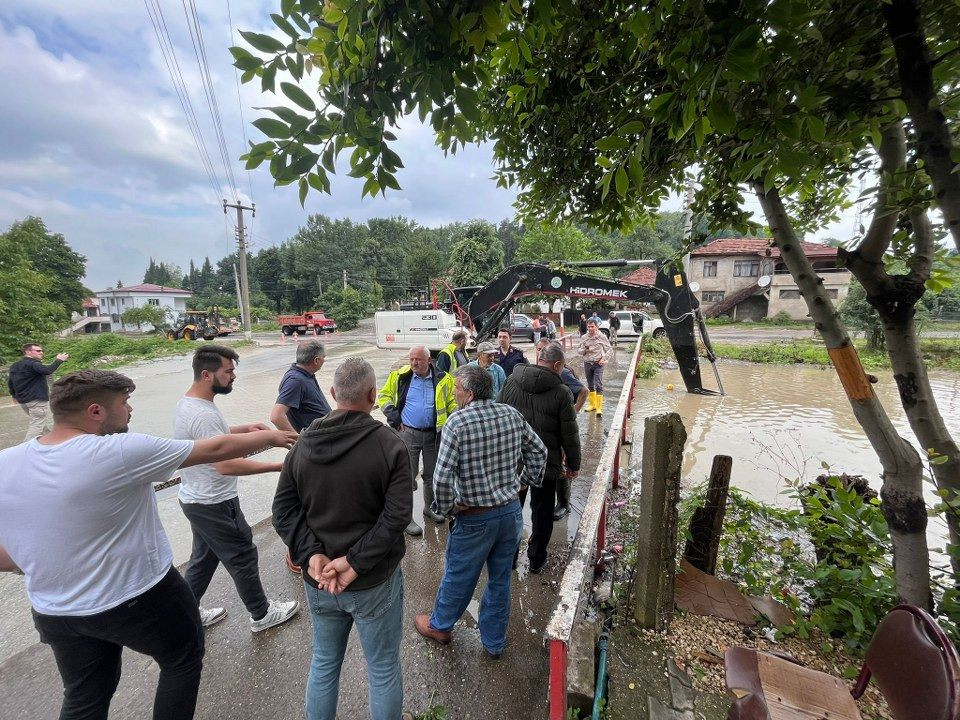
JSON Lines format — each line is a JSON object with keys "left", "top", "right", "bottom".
{"left": 462, "top": 261, "right": 723, "bottom": 395}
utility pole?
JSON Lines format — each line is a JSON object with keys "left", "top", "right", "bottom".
{"left": 223, "top": 200, "right": 255, "bottom": 340}
{"left": 342, "top": 269, "right": 347, "bottom": 290}
{"left": 680, "top": 177, "right": 696, "bottom": 278}
{"left": 233, "top": 264, "right": 244, "bottom": 328}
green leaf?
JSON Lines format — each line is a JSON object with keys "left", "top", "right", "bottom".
{"left": 596, "top": 135, "right": 630, "bottom": 152}
{"left": 807, "top": 115, "right": 826, "bottom": 142}
{"left": 281, "top": 82, "right": 316, "bottom": 111}
{"left": 298, "top": 178, "right": 308, "bottom": 207}
{"left": 380, "top": 171, "right": 402, "bottom": 191}
{"left": 271, "top": 14, "right": 299, "bottom": 39}
{"left": 648, "top": 92, "right": 675, "bottom": 114}
{"left": 707, "top": 99, "right": 736, "bottom": 135}
{"left": 615, "top": 166, "right": 628, "bottom": 197}
{"left": 239, "top": 30, "right": 286, "bottom": 54}
{"left": 361, "top": 176, "right": 380, "bottom": 198}
{"left": 289, "top": 151, "right": 319, "bottom": 176}
{"left": 280, "top": 0, "right": 295, "bottom": 16}
{"left": 618, "top": 120, "right": 645, "bottom": 135}
{"left": 252, "top": 117, "right": 290, "bottom": 139}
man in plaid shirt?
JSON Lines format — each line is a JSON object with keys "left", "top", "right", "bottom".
{"left": 414, "top": 365, "right": 546, "bottom": 658}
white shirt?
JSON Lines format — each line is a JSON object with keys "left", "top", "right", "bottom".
{"left": 174, "top": 396, "right": 238, "bottom": 504}
{"left": 0, "top": 433, "right": 193, "bottom": 616}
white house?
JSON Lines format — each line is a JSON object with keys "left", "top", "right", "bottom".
{"left": 96, "top": 283, "right": 193, "bottom": 332}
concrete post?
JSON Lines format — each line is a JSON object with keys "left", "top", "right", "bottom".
{"left": 632, "top": 413, "right": 687, "bottom": 629}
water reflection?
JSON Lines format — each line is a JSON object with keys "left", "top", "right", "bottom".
{"left": 636, "top": 360, "right": 960, "bottom": 508}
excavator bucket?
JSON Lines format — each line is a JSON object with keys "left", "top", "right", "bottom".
{"left": 653, "top": 265, "right": 721, "bottom": 395}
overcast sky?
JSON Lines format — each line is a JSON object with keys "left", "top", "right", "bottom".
{"left": 0, "top": 3, "right": 856, "bottom": 293}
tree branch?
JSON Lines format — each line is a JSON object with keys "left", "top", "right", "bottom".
{"left": 883, "top": 0, "right": 960, "bottom": 250}
{"left": 859, "top": 122, "right": 906, "bottom": 264}
{"left": 906, "top": 209, "right": 935, "bottom": 284}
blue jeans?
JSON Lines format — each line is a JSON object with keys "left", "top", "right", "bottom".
{"left": 304, "top": 567, "right": 404, "bottom": 720}
{"left": 430, "top": 500, "right": 522, "bottom": 654}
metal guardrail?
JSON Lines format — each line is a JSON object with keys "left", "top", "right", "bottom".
{"left": 544, "top": 341, "right": 641, "bottom": 718}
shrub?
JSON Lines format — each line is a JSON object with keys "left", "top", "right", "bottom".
{"left": 681, "top": 474, "right": 900, "bottom": 653}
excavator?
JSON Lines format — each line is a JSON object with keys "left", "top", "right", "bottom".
{"left": 444, "top": 260, "right": 724, "bottom": 396}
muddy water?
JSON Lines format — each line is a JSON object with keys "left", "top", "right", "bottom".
{"left": 634, "top": 359, "right": 960, "bottom": 509}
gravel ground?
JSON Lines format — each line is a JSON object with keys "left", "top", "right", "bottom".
{"left": 634, "top": 611, "right": 892, "bottom": 720}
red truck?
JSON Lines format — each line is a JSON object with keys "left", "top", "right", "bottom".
{"left": 277, "top": 310, "right": 338, "bottom": 336}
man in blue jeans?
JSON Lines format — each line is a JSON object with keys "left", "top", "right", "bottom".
{"left": 414, "top": 365, "right": 547, "bottom": 657}
{"left": 273, "top": 358, "right": 414, "bottom": 720}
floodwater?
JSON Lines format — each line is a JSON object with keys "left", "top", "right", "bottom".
{"left": 635, "top": 359, "right": 960, "bottom": 509}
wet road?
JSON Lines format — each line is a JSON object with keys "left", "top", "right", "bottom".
{"left": 0, "top": 335, "right": 627, "bottom": 720}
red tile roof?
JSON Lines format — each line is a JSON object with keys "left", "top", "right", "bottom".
{"left": 82, "top": 297, "right": 99, "bottom": 309}
{"left": 691, "top": 237, "right": 837, "bottom": 258}
{"left": 620, "top": 266, "right": 657, "bottom": 286}
{"left": 101, "top": 283, "right": 192, "bottom": 294}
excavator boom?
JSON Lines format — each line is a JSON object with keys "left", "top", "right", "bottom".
{"left": 461, "top": 262, "right": 722, "bottom": 395}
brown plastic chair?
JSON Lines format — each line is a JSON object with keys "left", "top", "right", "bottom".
{"left": 725, "top": 605, "right": 960, "bottom": 720}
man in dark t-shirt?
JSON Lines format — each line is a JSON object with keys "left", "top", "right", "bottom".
{"left": 270, "top": 340, "right": 331, "bottom": 433}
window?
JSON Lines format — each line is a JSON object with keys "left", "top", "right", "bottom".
{"left": 734, "top": 261, "right": 760, "bottom": 277}
{"left": 779, "top": 289, "right": 800, "bottom": 299}
{"left": 147, "top": 298, "right": 160, "bottom": 306}
{"left": 702, "top": 291, "right": 725, "bottom": 302}
{"left": 702, "top": 261, "right": 718, "bottom": 277}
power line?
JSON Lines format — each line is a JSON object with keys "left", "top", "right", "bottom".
{"left": 225, "top": 0, "right": 256, "bottom": 201}
{"left": 181, "top": 0, "right": 240, "bottom": 201}
{"left": 143, "top": 0, "right": 224, "bottom": 202}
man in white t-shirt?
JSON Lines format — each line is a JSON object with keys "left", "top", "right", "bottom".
{"left": 0, "top": 369, "right": 297, "bottom": 720}
{"left": 175, "top": 345, "right": 299, "bottom": 632}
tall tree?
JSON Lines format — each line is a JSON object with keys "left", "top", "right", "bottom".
{"left": 447, "top": 220, "right": 504, "bottom": 286}
{"left": 233, "top": 0, "right": 960, "bottom": 605}
{"left": 0, "top": 230, "right": 65, "bottom": 361}
{"left": 2, "top": 218, "right": 88, "bottom": 314}
{"left": 514, "top": 223, "right": 597, "bottom": 264}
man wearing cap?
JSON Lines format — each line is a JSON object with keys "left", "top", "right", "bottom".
{"left": 468, "top": 341, "right": 507, "bottom": 397}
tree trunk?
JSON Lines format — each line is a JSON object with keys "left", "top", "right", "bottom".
{"left": 753, "top": 183, "right": 932, "bottom": 607}
{"left": 883, "top": 0, "right": 960, "bottom": 249}
{"left": 850, "top": 208, "right": 960, "bottom": 574}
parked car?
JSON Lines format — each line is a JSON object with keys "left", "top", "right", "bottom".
{"left": 599, "top": 310, "right": 665, "bottom": 339}
{"left": 509, "top": 313, "right": 535, "bottom": 341}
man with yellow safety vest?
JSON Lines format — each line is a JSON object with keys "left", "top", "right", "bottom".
{"left": 435, "top": 331, "right": 468, "bottom": 374}
{"left": 378, "top": 346, "right": 458, "bottom": 536}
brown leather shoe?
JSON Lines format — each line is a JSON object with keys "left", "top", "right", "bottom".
{"left": 414, "top": 613, "right": 451, "bottom": 644}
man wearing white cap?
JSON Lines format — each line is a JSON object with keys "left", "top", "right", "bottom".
{"left": 468, "top": 341, "right": 507, "bottom": 398}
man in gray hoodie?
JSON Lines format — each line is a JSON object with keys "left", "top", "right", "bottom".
{"left": 273, "top": 358, "right": 413, "bottom": 720}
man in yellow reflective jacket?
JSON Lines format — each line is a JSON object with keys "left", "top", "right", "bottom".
{"left": 435, "top": 331, "right": 468, "bottom": 374}
{"left": 378, "top": 346, "right": 457, "bottom": 536}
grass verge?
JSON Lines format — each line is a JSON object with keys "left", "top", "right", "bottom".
{"left": 2, "top": 334, "right": 252, "bottom": 395}
{"left": 639, "top": 337, "right": 960, "bottom": 375}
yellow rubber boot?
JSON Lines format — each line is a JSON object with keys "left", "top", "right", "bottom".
{"left": 585, "top": 391, "right": 596, "bottom": 412}
{"left": 596, "top": 393, "right": 604, "bottom": 416}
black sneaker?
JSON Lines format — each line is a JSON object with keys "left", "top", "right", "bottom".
{"left": 529, "top": 558, "right": 548, "bottom": 574}
{"left": 552, "top": 504, "right": 569, "bottom": 521}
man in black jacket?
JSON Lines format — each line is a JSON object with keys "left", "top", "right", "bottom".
{"left": 498, "top": 342, "right": 581, "bottom": 574}
{"left": 7, "top": 342, "right": 69, "bottom": 441}
{"left": 273, "top": 357, "right": 414, "bottom": 720}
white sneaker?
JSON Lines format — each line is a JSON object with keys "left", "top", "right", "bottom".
{"left": 199, "top": 606, "right": 227, "bottom": 627}
{"left": 250, "top": 600, "right": 300, "bottom": 633}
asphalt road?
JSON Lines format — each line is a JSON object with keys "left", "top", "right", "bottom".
{"left": 0, "top": 330, "right": 627, "bottom": 720}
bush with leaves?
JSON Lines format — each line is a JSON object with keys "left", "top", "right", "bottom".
{"left": 319, "top": 286, "right": 377, "bottom": 331}
{"left": 681, "top": 474, "right": 901, "bottom": 653}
